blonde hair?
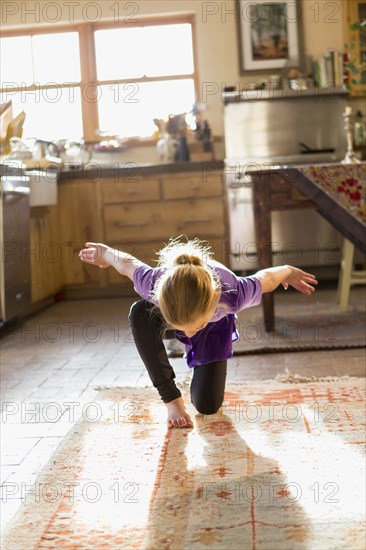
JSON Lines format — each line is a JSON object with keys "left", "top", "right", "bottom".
{"left": 152, "top": 237, "right": 221, "bottom": 327}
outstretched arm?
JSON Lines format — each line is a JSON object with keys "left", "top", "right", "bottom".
{"left": 79, "top": 242, "right": 145, "bottom": 282}
{"left": 255, "top": 265, "right": 318, "bottom": 294}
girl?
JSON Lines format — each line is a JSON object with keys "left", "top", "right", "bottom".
{"left": 79, "top": 238, "right": 317, "bottom": 429}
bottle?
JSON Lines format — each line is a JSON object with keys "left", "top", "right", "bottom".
{"left": 354, "top": 111, "right": 366, "bottom": 146}
{"left": 203, "top": 121, "right": 212, "bottom": 152}
{"left": 176, "top": 135, "right": 190, "bottom": 162}
{"left": 195, "top": 121, "right": 203, "bottom": 141}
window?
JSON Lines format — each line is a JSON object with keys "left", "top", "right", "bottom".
{"left": 0, "top": 18, "right": 197, "bottom": 141}
{"left": 0, "top": 32, "right": 83, "bottom": 140}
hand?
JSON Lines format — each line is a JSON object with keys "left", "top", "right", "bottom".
{"left": 282, "top": 266, "right": 318, "bottom": 295}
{"left": 79, "top": 242, "right": 111, "bottom": 269}
{"left": 166, "top": 397, "right": 194, "bottom": 429}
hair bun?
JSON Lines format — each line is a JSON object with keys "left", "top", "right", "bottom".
{"left": 174, "top": 253, "right": 203, "bottom": 267}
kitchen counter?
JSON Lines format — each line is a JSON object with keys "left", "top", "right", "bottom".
{"left": 58, "top": 160, "right": 224, "bottom": 183}
{"left": 0, "top": 160, "right": 27, "bottom": 177}
{"left": 25, "top": 160, "right": 228, "bottom": 304}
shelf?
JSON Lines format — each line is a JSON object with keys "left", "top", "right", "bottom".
{"left": 223, "top": 88, "right": 349, "bottom": 104}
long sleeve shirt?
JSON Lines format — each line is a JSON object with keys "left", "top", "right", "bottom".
{"left": 133, "top": 260, "right": 262, "bottom": 368}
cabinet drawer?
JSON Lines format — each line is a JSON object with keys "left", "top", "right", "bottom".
{"left": 162, "top": 172, "right": 223, "bottom": 200}
{"left": 102, "top": 177, "right": 160, "bottom": 204}
{"left": 106, "top": 238, "right": 228, "bottom": 285}
{"left": 107, "top": 241, "right": 163, "bottom": 284}
{"left": 104, "top": 199, "right": 225, "bottom": 243}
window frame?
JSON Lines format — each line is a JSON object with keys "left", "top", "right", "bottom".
{"left": 1, "top": 14, "right": 199, "bottom": 143}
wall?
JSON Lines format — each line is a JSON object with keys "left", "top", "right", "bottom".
{"left": 2, "top": 0, "right": 364, "bottom": 161}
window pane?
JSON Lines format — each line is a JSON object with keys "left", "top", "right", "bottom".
{"left": 98, "top": 79, "right": 195, "bottom": 137}
{"left": 32, "top": 33, "right": 80, "bottom": 84}
{"left": 0, "top": 36, "right": 33, "bottom": 87}
{"left": 95, "top": 28, "right": 144, "bottom": 80}
{"left": 1, "top": 87, "right": 83, "bottom": 140}
{"left": 95, "top": 24, "right": 194, "bottom": 80}
{"left": 144, "top": 24, "right": 194, "bottom": 77}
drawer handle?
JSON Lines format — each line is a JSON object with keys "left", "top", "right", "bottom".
{"left": 182, "top": 217, "right": 210, "bottom": 224}
{"left": 126, "top": 189, "right": 138, "bottom": 195}
{"left": 115, "top": 221, "right": 148, "bottom": 227}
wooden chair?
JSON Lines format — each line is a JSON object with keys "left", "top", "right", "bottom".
{"left": 337, "top": 238, "right": 366, "bottom": 312}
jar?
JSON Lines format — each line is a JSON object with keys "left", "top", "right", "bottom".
{"left": 354, "top": 111, "right": 366, "bottom": 146}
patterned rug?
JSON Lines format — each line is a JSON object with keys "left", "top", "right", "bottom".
{"left": 232, "top": 310, "right": 366, "bottom": 354}
{"left": 2, "top": 379, "right": 366, "bottom": 550}
{"left": 166, "top": 291, "right": 366, "bottom": 357}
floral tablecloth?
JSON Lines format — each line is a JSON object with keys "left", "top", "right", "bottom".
{"left": 299, "top": 163, "right": 366, "bottom": 224}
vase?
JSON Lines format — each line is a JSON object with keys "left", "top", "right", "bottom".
{"left": 156, "top": 135, "right": 178, "bottom": 163}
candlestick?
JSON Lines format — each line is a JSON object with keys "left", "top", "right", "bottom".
{"left": 342, "top": 107, "right": 361, "bottom": 164}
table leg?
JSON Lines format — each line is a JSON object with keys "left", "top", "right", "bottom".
{"left": 252, "top": 175, "right": 274, "bottom": 332}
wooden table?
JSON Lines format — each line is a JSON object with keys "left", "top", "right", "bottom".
{"left": 250, "top": 162, "right": 366, "bottom": 332}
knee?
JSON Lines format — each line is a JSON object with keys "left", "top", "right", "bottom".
{"left": 128, "top": 300, "right": 150, "bottom": 325}
{"left": 192, "top": 398, "right": 223, "bottom": 416}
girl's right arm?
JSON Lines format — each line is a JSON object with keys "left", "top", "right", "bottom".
{"left": 79, "top": 242, "right": 145, "bottom": 282}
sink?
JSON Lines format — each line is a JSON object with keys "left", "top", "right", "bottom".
{"left": 26, "top": 170, "right": 58, "bottom": 207}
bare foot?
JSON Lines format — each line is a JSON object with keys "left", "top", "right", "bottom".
{"left": 165, "top": 397, "right": 194, "bottom": 429}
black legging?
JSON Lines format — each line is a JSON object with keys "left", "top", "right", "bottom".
{"left": 129, "top": 300, "right": 227, "bottom": 415}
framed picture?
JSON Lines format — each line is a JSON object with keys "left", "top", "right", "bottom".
{"left": 237, "top": 0, "right": 301, "bottom": 72}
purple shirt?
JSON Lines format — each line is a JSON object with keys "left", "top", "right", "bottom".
{"left": 133, "top": 260, "right": 262, "bottom": 368}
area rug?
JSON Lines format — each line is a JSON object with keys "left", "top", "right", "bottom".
{"left": 232, "top": 310, "right": 366, "bottom": 354}
{"left": 2, "top": 379, "right": 365, "bottom": 550}
{"left": 231, "top": 286, "right": 366, "bottom": 354}
{"left": 167, "top": 308, "right": 366, "bottom": 357}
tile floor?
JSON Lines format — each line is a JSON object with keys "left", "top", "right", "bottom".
{"left": 1, "top": 287, "right": 365, "bottom": 534}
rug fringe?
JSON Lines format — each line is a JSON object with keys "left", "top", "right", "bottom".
{"left": 95, "top": 370, "right": 360, "bottom": 393}
{"left": 95, "top": 376, "right": 191, "bottom": 393}
{"left": 274, "top": 368, "right": 353, "bottom": 383}
{"left": 227, "top": 369, "right": 357, "bottom": 385}
{"left": 95, "top": 384, "right": 153, "bottom": 391}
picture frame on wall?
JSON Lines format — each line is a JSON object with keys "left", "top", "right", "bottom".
{"left": 237, "top": 0, "right": 301, "bottom": 72}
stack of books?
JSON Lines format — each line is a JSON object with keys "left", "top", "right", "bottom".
{"left": 312, "top": 50, "right": 348, "bottom": 90}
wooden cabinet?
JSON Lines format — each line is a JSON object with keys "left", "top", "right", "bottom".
{"left": 102, "top": 176, "right": 160, "bottom": 204}
{"left": 104, "top": 199, "right": 225, "bottom": 243}
{"left": 101, "top": 170, "right": 228, "bottom": 287}
{"left": 57, "top": 180, "right": 104, "bottom": 287}
{"left": 161, "top": 171, "right": 223, "bottom": 200}
{"left": 30, "top": 206, "right": 63, "bottom": 302}
{"left": 30, "top": 166, "right": 228, "bottom": 300}
{"left": 344, "top": 0, "right": 366, "bottom": 97}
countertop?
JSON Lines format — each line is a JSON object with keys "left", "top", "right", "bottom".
{"left": 0, "top": 160, "right": 28, "bottom": 177}
{"left": 59, "top": 160, "right": 224, "bottom": 183}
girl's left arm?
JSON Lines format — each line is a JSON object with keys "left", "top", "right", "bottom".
{"left": 255, "top": 265, "right": 318, "bottom": 295}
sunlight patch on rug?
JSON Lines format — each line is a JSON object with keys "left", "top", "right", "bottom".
{"left": 2, "top": 380, "right": 365, "bottom": 550}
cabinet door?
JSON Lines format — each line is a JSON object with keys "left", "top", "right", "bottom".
{"left": 30, "top": 206, "right": 63, "bottom": 302}
{"left": 106, "top": 241, "right": 163, "bottom": 285}
{"left": 58, "top": 181, "right": 104, "bottom": 286}
{"left": 30, "top": 213, "right": 43, "bottom": 302}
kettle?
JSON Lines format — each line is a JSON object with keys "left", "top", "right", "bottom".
{"left": 62, "top": 140, "right": 92, "bottom": 166}
{"left": 33, "top": 139, "right": 60, "bottom": 160}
